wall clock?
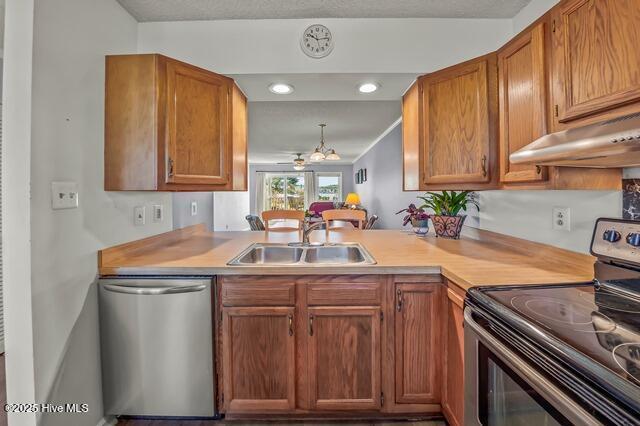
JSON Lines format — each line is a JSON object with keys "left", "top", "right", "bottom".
{"left": 301, "top": 24, "right": 334, "bottom": 58}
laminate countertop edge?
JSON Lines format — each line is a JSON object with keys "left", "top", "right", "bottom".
{"left": 98, "top": 225, "right": 596, "bottom": 291}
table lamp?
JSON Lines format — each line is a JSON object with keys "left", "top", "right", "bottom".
{"left": 345, "top": 193, "right": 361, "bottom": 209}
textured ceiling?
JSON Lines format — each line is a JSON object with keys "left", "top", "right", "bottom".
{"left": 118, "top": 0, "right": 532, "bottom": 22}
{"left": 248, "top": 101, "right": 400, "bottom": 164}
{"left": 233, "top": 73, "right": 417, "bottom": 102}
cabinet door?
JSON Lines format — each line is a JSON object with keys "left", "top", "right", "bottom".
{"left": 222, "top": 307, "right": 296, "bottom": 412}
{"left": 394, "top": 283, "right": 441, "bottom": 404}
{"left": 166, "top": 59, "right": 231, "bottom": 185}
{"left": 498, "top": 23, "right": 548, "bottom": 184}
{"left": 442, "top": 286, "right": 465, "bottom": 426}
{"left": 552, "top": 0, "right": 640, "bottom": 123}
{"left": 308, "top": 306, "right": 381, "bottom": 410}
{"left": 421, "top": 58, "right": 493, "bottom": 185}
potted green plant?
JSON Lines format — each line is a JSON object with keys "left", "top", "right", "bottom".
{"left": 396, "top": 204, "right": 431, "bottom": 236}
{"left": 418, "top": 191, "right": 478, "bottom": 239}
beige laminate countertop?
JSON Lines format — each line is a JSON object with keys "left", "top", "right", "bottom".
{"left": 98, "top": 224, "right": 595, "bottom": 291}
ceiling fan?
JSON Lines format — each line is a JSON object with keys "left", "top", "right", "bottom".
{"left": 276, "top": 153, "right": 306, "bottom": 170}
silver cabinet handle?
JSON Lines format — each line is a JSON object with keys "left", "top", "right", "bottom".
{"left": 102, "top": 283, "right": 207, "bottom": 295}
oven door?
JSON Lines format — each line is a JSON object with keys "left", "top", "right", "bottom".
{"left": 464, "top": 308, "right": 601, "bottom": 426}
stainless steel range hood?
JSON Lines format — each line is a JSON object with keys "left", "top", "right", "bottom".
{"left": 510, "top": 113, "right": 640, "bottom": 168}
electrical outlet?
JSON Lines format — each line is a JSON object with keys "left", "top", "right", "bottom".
{"left": 191, "top": 201, "right": 198, "bottom": 216}
{"left": 51, "top": 181, "right": 79, "bottom": 210}
{"left": 134, "top": 206, "right": 146, "bottom": 226}
{"left": 552, "top": 207, "right": 571, "bottom": 231}
{"left": 153, "top": 204, "right": 164, "bottom": 222}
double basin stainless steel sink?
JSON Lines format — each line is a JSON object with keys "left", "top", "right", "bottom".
{"left": 227, "top": 243, "right": 376, "bottom": 266}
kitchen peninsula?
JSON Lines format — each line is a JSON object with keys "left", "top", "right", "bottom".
{"left": 98, "top": 224, "right": 594, "bottom": 424}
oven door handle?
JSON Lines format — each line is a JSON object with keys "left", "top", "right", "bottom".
{"left": 464, "top": 308, "right": 601, "bottom": 426}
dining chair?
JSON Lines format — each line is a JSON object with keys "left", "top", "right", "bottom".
{"left": 363, "top": 214, "right": 379, "bottom": 230}
{"left": 245, "top": 215, "right": 265, "bottom": 231}
{"left": 261, "top": 210, "right": 305, "bottom": 231}
{"left": 322, "top": 209, "right": 366, "bottom": 230}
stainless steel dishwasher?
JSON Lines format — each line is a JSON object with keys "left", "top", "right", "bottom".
{"left": 99, "top": 277, "right": 216, "bottom": 418}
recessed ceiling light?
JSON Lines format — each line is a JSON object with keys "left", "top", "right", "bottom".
{"left": 358, "top": 82, "right": 379, "bottom": 94}
{"left": 269, "top": 83, "right": 294, "bottom": 94}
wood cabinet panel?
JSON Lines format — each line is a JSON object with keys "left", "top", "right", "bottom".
{"left": 394, "top": 283, "right": 441, "bottom": 404}
{"left": 552, "top": 0, "right": 640, "bottom": 125}
{"left": 421, "top": 55, "right": 497, "bottom": 187}
{"left": 221, "top": 281, "right": 295, "bottom": 307}
{"left": 105, "top": 54, "right": 246, "bottom": 191}
{"left": 498, "top": 23, "right": 548, "bottom": 184}
{"left": 222, "top": 307, "right": 296, "bottom": 412}
{"left": 308, "top": 306, "right": 381, "bottom": 411}
{"left": 442, "top": 281, "right": 465, "bottom": 426}
{"left": 402, "top": 81, "right": 421, "bottom": 191}
{"left": 166, "top": 60, "right": 231, "bottom": 185}
{"left": 231, "top": 83, "right": 248, "bottom": 191}
{"left": 307, "top": 282, "right": 381, "bottom": 306}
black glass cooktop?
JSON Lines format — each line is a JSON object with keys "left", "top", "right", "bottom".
{"left": 480, "top": 282, "right": 640, "bottom": 390}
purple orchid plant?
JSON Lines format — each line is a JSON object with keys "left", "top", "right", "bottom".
{"left": 395, "top": 204, "right": 430, "bottom": 227}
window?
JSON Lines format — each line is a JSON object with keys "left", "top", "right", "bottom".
{"left": 266, "top": 173, "right": 305, "bottom": 211}
{"left": 315, "top": 172, "right": 342, "bottom": 202}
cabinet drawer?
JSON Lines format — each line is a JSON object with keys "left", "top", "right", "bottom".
{"left": 222, "top": 282, "right": 295, "bottom": 306}
{"left": 307, "top": 282, "right": 381, "bottom": 306}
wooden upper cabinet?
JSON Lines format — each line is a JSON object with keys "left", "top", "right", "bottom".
{"left": 105, "top": 54, "right": 247, "bottom": 191}
{"left": 498, "top": 22, "right": 548, "bottom": 184}
{"left": 419, "top": 54, "right": 499, "bottom": 189}
{"left": 551, "top": 0, "right": 640, "bottom": 127}
{"left": 394, "top": 282, "right": 441, "bottom": 405}
{"left": 308, "top": 306, "right": 381, "bottom": 411}
{"left": 222, "top": 307, "right": 296, "bottom": 413}
{"left": 165, "top": 60, "right": 231, "bottom": 186}
{"left": 402, "top": 81, "right": 421, "bottom": 191}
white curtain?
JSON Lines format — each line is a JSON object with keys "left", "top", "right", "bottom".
{"left": 304, "top": 171, "right": 315, "bottom": 210}
{"left": 255, "top": 172, "right": 266, "bottom": 216}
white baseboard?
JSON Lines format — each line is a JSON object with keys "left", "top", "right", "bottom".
{"left": 97, "top": 416, "right": 117, "bottom": 426}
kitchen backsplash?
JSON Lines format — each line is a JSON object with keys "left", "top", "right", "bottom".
{"left": 623, "top": 179, "right": 640, "bottom": 220}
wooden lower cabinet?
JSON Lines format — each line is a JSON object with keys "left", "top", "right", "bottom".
{"left": 308, "top": 306, "right": 381, "bottom": 410}
{"left": 394, "top": 282, "right": 441, "bottom": 404}
{"left": 219, "top": 275, "right": 452, "bottom": 418}
{"left": 222, "top": 307, "right": 296, "bottom": 413}
{"left": 442, "top": 281, "right": 466, "bottom": 426}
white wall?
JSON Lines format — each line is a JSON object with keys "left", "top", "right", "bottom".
{"left": 478, "top": 191, "right": 620, "bottom": 253}
{"left": 29, "top": 0, "right": 172, "bottom": 425}
{"left": 172, "top": 192, "right": 214, "bottom": 231}
{"left": 3, "top": 0, "right": 37, "bottom": 424}
{"left": 138, "top": 18, "right": 512, "bottom": 74}
{"left": 214, "top": 192, "right": 251, "bottom": 231}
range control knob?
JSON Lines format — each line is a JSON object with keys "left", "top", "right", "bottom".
{"left": 603, "top": 229, "right": 621, "bottom": 243}
{"left": 626, "top": 233, "right": 640, "bottom": 247}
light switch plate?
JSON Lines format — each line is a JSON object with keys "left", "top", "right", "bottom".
{"left": 552, "top": 207, "right": 571, "bottom": 231}
{"left": 51, "top": 181, "right": 79, "bottom": 210}
{"left": 153, "top": 204, "right": 164, "bottom": 222}
{"left": 134, "top": 206, "right": 146, "bottom": 226}
{"left": 191, "top": 201, "right": 198, "bottom": 216}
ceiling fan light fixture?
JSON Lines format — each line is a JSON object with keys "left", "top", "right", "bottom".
{"left": 268, "top": 83, "right": 294, "bottom": 94}
{"left": 325, "top": 149, "right": 340, "bottom": 160}
{"left": 293, "top": 153, "right": 306, "bottom": 170}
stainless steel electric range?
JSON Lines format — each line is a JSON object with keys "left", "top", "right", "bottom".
{"left": 465, "top": 218, "right": 640, "bottom": 426}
